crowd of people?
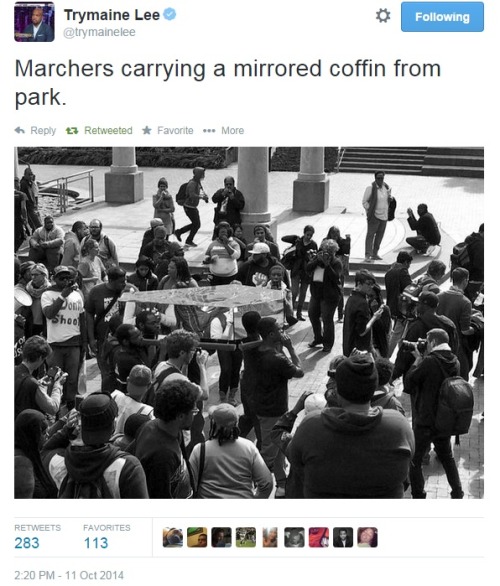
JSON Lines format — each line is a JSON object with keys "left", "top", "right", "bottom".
{"left": 14, "top": 167, "right": 484, "bottom": 500}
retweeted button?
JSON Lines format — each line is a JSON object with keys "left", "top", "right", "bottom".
{"left": 401, "top": 2, "right": 484, "bottom": 31}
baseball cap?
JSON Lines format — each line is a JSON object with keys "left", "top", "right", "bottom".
{"left": 249, "top": 242, "right": 270, "bottom": 255}
{"left": 53, "top": 265, "right": 72, "bottom": 277}
{"left": 127, "top": 365, "right": 152, "bottom": 399}
{"left": 208, "top": 404, "right": 239, "bottom": 428}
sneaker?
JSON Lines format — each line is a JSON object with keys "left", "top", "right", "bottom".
{"left": 322, "top": 346, "right": 332, "bottom": 353}
{"left": 308, "top": 339, "right": 322, "bottom": 348}
{"left": 185, "top": 241, "right": 198, "bottom": 247}
{"left": 174, "top": 230, "right": 182, "bottom": 242}
{"left": 296, "top": 313, "right": 306, "bottom": 321}
{"left": 364, "top": 256, "right": 374, "bottom": 262}
{"left": 286, "top": 315, "right": 299, "bottom": 326}
{"left": 371, "top": 254, "right": 383, "bottom": 260}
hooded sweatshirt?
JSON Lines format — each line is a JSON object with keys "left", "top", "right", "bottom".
{"left": 288, "top": 406, "right": 414, "bottom": 498}
{"left": 61, "top": 231, "right": 82, "bottom": 268}
{"left": 44, "top": 441, "right": 148, "bottom": 498}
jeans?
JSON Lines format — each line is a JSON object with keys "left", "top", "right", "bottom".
{"left": 291, "top": 274, "right": 310, "bottom": 314}
{"left": 308, "top": 295, "right": 338, "bottom": 349}
{"left": 406, "top": 235, "right": 429, "bottom": 252}
{"left": 47, "top": 345, "right": 81, "bottom": 409}
{"left": 409, "top": 426, "right": 464, "bottom": 499}
{"left": 177, "top": 206, "right": 201, "bottom": 243}
{"left": 365, "top": 217, "right": 387, "bottom": 257}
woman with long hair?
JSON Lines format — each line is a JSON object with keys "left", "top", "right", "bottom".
{"left": 78, "top": 238, "right": 107, "bottom": 299}
{"left": 158, "top": 256, "right": 198, "bottom": 290}
{"left": 152, "top": 177, "right": 175, "bottom": 236}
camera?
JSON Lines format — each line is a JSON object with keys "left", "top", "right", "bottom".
{"left": 400, "top": 338, "right": 427, "bottom": 354}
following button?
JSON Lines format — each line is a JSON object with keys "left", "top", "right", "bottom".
{"left": 401, "top": 2, "right": 484, "bottom": 32}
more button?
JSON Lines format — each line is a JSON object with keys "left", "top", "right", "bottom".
{"left": 401, "top": 2, "right": 484, "bottom": 31}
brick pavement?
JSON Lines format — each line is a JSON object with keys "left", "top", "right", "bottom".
{"left": 43, "top": 161, "right": 483, "bottom": 499}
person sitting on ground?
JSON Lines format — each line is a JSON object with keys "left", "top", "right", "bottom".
{"left": 127, "top": 256, "right": 159, "bottom": 292}
{"left": 28, "top": 215, "right": 65, "bottom": 274}
{"left": 189, "top": 404, "right": 273, "bottom": 499}
{"left": 406, "top": 203, "right": 441, "bottom": 255}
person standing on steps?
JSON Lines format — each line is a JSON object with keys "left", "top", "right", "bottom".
{"left": 362, "top": 171, "right": 394, "bottom": 261}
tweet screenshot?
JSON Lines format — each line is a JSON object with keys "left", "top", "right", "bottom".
{"left": 6, "top": 0, "right": 493, "bottom": 583}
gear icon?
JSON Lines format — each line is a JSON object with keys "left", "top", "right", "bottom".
{"left": 376, "top": 8, "right": 391, "bottom": 23}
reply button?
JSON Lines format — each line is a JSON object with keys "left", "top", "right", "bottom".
{"left": 401, "top": 2, "right": 484, "bottom": 31}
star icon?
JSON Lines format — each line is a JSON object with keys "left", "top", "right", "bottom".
{"left": 142, "top": 126, "right": 152, "bottom": 135}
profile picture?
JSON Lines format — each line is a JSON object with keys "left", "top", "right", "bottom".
{"left": 187, "top": 527, "right": 208, "bottom": 548}
{"left": 162, "top": 527, "right": 183, "bottom": 548}
{"left": 357, "top": 527, "right": 378, "bottom": 548}
{"left": 284, "top": 527, "right": 305, "bottom": 548}
{"left": 235, "top": 527, "right": 256, "bottom": 548}
{"left": 14, "top": 2, "right": 55, "bottom": 42}
{"left": 333, "top": 527, "right": 353, "bottom": 548}
{"left": 309, "top": 527, "right": 329, "bottom": 548}
{"left": 262, "top": 527, "right": 278, "bottom": 548}
{"left": 211, "top": 527, "right": 231, "bottom": 548}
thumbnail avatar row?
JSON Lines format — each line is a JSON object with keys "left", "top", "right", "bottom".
{"left": 163, "top": 527, "right": 378, "bottom": 548}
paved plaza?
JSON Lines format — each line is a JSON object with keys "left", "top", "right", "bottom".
{"left": 30, "top": 159, "right": 484, "bottom": 498}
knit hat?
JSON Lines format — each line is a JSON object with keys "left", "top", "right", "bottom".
{"left": 79, "top": 393, "right": 118, "bottom": 445}
{"left": 418, "top": 291, "right": 439, "bottom": 308}
{"left": 335, "top": 355, "right": 378, "bottom": 404}
{"left": 249, "top": 242, "right": 270, "bottom": 255}
{"left": 208, "top": 404, "right": 238, "bottom": 428}
{"left": 127, "top": 365, "right": 152, "bottom": 399}
{"left": 123, "top": 413, "right": 150, "bottom": 438}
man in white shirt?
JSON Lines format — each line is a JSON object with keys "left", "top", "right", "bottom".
{"left": 362, "top": 171, "right": 391, "bottom": 261}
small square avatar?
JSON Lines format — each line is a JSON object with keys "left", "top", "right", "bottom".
{"left": 357, "top": 527, "right": 378, "bottom": 548}
{"left": 333, "top": 527, "right": 353, "bottom": 548}
{"left": 284, "top": 527, "right": 305, "bottom": 548}
{"left": 162, "top": 527, "right": 183, "bottom": 547}
{"left": 211, "top": 527, "right": 231, "bottom": 548}
{"left": 235, "top": 527, "right": 256, "bottom": 548}
{"left": 187, "top": 527, "right": 208, "bottom": 548}
{"left": 262, "top": 527, "right": 278, "bottom": 548}
{"left": 15, "top": 3, "right": 55, "bottom": 42}
{"left": 309, "top": 527, "right": 329, "bottom": 548}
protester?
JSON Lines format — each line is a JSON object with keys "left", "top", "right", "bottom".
{"left": 78, "top": 238, "right": 107, "bottom": 299}
{"left": 111, "top": 365, "right": 155, "bottom": 434}
{"left": 152, "top": 177, "right": 175, "bottom": 236}
{"left": 29, "top": 215, "right": 65, "bottom": 273}
{"left": 367, "top": 284, "right": 392, "bottom": 358}
{"left": 324, "top": 226, "right": 351, "bottom": 321}
{"left": 19, "top": 167, "right": 42, "bottom": 230}
{"left": 211, "top": 176, "right": 245, "bottom": 232}
{"left": 174, "top": 167, "right": 209, "bottom": 247}
{"left": 288, "top": 353, "right": 414, "bottom": 498}
{"left": 247, "top": 225, "right": 280, "bottom": 259}
{"left": 266, "top": 265, "right": 297, "bottom": 326}
{"left": 203, "top": 222, "right": 241, "bottom": 285}
{"left": 25, "top": 263, "right": 50, "bottom": 336}
{"left": 62, "top": 221, "right": 88, "bottom": 268}
{"left": 127, "top": 256, "right": 159, "bottom": 292}
{"left": 82, "top": 219, "right": 119, "bottom": 269}
{"left": 406, "top": 204, "right": 441, "bottom": 255}
{"left": 362, "top": 171, "right": 393, "bottom": 261}
{"left": 189, "top": 404, "right": 272, "bottom": 499}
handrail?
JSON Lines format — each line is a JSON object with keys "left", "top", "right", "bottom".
{"left": 37, "top": 169, "right": 95, "bottom": 214}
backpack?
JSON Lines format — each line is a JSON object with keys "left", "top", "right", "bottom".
{"left": 58, "top": 456, "right": 126, "bottom": 499}
{"left": 397, "top": 277, "right": 435, "bottom": 319}
{"left": 450, "top": 241, "right": 470, "bottom": 271}
{"left": 433, "top": 358, "right": 474, "bottom": 442}
{"left": 175, "top": 182, "right": 189, "bottom": 206}
{"left": 281, "top": 244, "right": 297, "bottom": 270}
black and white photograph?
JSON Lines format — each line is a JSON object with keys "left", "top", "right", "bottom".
{"left": 13, "top": 146, "right": 484, "bottom": 499}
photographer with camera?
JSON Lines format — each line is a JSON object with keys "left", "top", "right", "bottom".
{"left": 41, "top": 266, "right": 86, "bottom": 411}
{"left": 393, "top": 291, "right": 457, "bottom": 381}
{"left": 211, "top": 176, "right": 245, "bottom": 235}
{"left": 15, "top": 335, "right": 68, "bottom": 420}
{"left": 404, "top": 328, "right": 464, "bottom": 499}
